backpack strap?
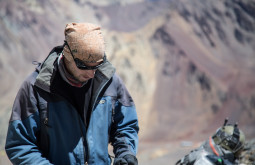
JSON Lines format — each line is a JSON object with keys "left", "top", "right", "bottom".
{"left": 33, "top": 85, "right": 50, "bottom": 157}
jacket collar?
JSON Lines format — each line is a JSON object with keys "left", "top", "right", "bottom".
{"left": 34, "top": 46, "right": 116, "bottom": 93}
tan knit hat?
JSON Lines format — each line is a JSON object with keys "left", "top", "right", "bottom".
{"left": 64, "top": 22, "right": 105, "bottom": 63}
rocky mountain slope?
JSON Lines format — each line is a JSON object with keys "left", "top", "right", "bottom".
{"left": 146, "top": 0, "right": 255, "bottom": 141}
{"left": 0, "top": 0, "right": 255, "bottom": 164}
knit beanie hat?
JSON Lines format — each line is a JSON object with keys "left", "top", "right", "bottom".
{"left": 64, "top": 22, "right": 105, "bottom": 63}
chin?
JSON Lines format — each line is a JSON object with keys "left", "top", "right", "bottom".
{"left": 79, "top": 77, "right": 90, "bottom": 82}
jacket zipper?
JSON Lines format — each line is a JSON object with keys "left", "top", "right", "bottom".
{"left": 86, "top": 77, "right": 111, "bottom": 164}
{"left": 78, "top": 118, "right": 87, "bottom": 164}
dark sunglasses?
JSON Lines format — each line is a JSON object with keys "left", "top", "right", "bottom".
{"left": 63, "top": 40, "right": 106, "bottom": 70}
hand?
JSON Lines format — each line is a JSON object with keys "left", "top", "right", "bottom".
{"left": 113, "top": 154, "right": 138, "bottom": 165}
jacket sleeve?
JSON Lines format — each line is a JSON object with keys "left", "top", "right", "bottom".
{"left": 5, "top": 72, "right": 52, "bottom": 165}
{"left": 110, "top": 75, "right": 139, "bottom": 158}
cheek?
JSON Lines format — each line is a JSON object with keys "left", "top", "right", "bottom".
{"left": 70, "top": 66, "right": 81, "bottom": 77}
{"left": 66, "top": 61, "right": 80, "bottom": 76}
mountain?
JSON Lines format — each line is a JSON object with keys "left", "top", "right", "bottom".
{"left": 146, "top": 0, "right": 255, "bottom": 141}
{"left": 0, "top": 0, "right": 255, "bottom": 164}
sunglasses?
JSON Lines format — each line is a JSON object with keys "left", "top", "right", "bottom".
{"left": 64, "top": 40, "right": 106, "bottom": 70}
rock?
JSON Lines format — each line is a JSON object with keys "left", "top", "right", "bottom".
{"left": 237, "top": 138, "right": 255, "bottom": 165}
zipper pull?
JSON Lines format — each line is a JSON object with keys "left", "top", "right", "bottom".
{"left": 44, "top": 118, "right": 48, "bottom": 125}
{"left": 44, "top": 118, "right": 52, "bottom": 128}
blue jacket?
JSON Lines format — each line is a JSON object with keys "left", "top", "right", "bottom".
{"left": 5, "top": 46, "right": 139, "bottom": 165}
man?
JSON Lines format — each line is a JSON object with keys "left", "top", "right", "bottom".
{"left": 176, "top": 118, "right": 245, "bottom": 165}
{"left": 5, "top": 23, "right": 139, "bottom": 165}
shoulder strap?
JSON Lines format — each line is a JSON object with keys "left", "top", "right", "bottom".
{"left": 33, "top": 86, "right": 50, "bottom": 157}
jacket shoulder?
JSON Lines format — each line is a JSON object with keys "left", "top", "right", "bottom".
{"left": 10, "top": 71, "right": 39, "bottom": 122}
{"left": 105, "top": 73, "right": 134, "bottom": 106}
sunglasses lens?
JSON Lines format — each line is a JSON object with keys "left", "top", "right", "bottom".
{"left": 74, "top": 58, "right": 104, "bottom": 70}
{"left": 74, "top": 59, "right": 84, "bottom": 68}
